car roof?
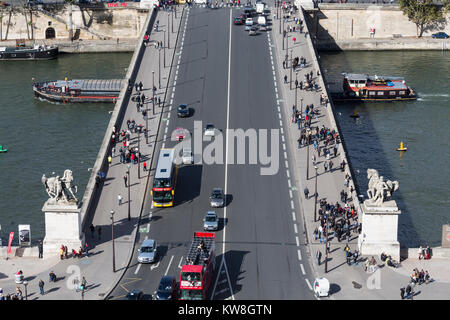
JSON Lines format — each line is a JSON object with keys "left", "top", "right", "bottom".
{"left": 206, "top": 211, "right": 217, "bottom": 216}
{"left": 141, "top": 239, "right": 155, "bottom": 247}
{"left": 178, "top": 104, "right": 187, "bottom": 108}
{"left": 206, "top": 124, "right": 214, "bottom": 128}
{"left": 212, "top": 188, "right": 223, "bottom": 193}
{"left": 159, "top": 275, "right": 175, "bottom": 285}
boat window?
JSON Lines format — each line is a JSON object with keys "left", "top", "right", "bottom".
{"left": 399, "top": 91, "right": 405, "bottom": 95}
{"left": 377, "top": 91, "right": 384, "bottom": 96}
{"left": 389, "top": 91, "right": 396, "bottom": 95}
{"left": 369, "top": 91, "right": 376, "bottom": 96}
{"left": 358, "top": 80, "right": 366, "bottom": 84}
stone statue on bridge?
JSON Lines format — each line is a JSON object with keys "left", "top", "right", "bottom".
{"left": 366, "top": 169, "right": 399, "bottom": 207}
{"left": 42, "top": 169, "right": 78, "bottom": 205}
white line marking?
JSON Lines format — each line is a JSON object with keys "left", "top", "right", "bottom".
{"left": 289, "top": 190, "right": 293, "bottom": 199}
{"left": 292, "top": 211, "right": 297, "bottom": 221}
{"left": 286, "top": 170, "right": 290, "bottom": 179}
{"left": 285, "top": 160, "right": 289, "bottom": 168}
{"left": 294, "top": 224, "right": 298, "bottom": 234}
{"left": 164, "top": 255, "right": 174, "bottom": 276}
{"left": 305, "top": 278, "right": 313, "bottom": 291}
{"left": 290, "top": 200, "right": 294, "bottom": 209}
{"left": 283, "top": 151, "right": 287, "bottom": 158}
{"left": 162, "top": 142, "right": 165, "bottom": 149}
{"left": 279, "top": 119, "right": 283, "bottom": 127}
{"left": 146, "top": 223, "right": 150, "bottom": 232}
{"left": 288, "top": 179, "right": 292, "bottom": 188}
{"left": 283, "top": 144, "right": 286, "bottom": 151}
{"left": 281, "top": 135, "right": 285, "bottom": 143}
{"left": 296, "top": 236, "right": 300, "bottom": 247}
{"left": 300, "top": 263, "right": 306, "bottom": 275}
{"left": 134, "top": 263, "right": 142, "bottom": 275}
{"left": 178, "top": 256, "right": 183, "bottom": 269}
{"left": 280, "top": 127, "right": 284, "bottom": 135}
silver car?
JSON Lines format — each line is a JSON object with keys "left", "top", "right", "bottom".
{"left": 209, "top": 188, "right": 224, "bottom": 207}
{"left": 138, "top": 239, "right": 157, "bottom": 263}
{"left": 203, "top": 211, "right": 219, "bottom": 231}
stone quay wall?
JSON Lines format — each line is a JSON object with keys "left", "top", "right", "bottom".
{"left": 0, "top": 4, "right": 148, "bottom": 41}
{"left": 304, "top": 4, "right": 450, "bottom": 50}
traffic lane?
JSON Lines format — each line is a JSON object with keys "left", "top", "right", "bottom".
{"left": 110, "top": 6, "right": 232, "bottom": 299}
{"left": 224, "top": 17, "right": 313, "bottom": 299}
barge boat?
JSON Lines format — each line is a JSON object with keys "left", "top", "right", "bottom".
{"left": 0, "top": 44, "right": 58, "bottom": 61}
{"left": 33, "top": 79, "right": 124, "bottom": 103}
{"left": 332, "top": 73, "right": 417, "bottom": 102}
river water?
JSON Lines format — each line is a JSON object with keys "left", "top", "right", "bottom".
{"left": 319, "top": 50, "right": 450, "bottom": 247}
{"left": 0, "top": 52, "right": 131, "bottom": 245}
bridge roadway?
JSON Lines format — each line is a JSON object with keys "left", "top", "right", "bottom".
{"left": 109, "top": 4, "right": 314, "bottom": 300}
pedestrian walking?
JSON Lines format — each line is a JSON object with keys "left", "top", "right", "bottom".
{"left": 118, "top": 194, "right": 123, "bottom": 206}
{"left": 346, "top": 250, "right": 352, "bottom": 265}
{"left": 316, "top": 250, "right": 322, "bottom": 266}
{"left": 124, "top": 174, "right": 128, "bottom": 187}
{"left": 283, "top": 60, "right": 286, "bottom": 69}
{"left": 98, "top": 227, "right": 102, "bottom": 240}
{"left": 284, "top": 75, "right": 288, "bottom": 84}
{"left": 326, "top": 241, "right": 331, "bottom": 254}
{"left": 143, "top": 161, "right": 147, "bottom": 171}
{"left": 38, "top": 240, "right": 43, "bottom": 259}
{"left": 304, "top": 187, "right": 309, "bottom": 199}
{"left": 324, "top": 161, "right": 328, "bottom": 172}
{"left": 400, "top": 287, "right": 405, "bottom": 300}
{"left": 64, "top": 245, "right": 68, "bottom": 259}
{"left": 85, "top": 243, "right": 89, "bottom": 257}
{"left": 39, "top": 279, "right": 45, "bottom": 295}
{"left": 81, "top": 277, "right": 87, "bottom": 293}
{"left": 108, "top": 155, "right": 112, "bottom": 167}
{"left": 353, "top": 250, "right": 359, "bottom": 265}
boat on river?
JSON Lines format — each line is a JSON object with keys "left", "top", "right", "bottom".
{"left": 332, "top": 73, "right": 417, "bottom": 102}
{"left": 0, "top": 44, "right": 58, "bottom": 61}
{"left": 32, "top": 79, "right": 124, "bottom": 103}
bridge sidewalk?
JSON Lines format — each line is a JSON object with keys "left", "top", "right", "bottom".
{"left": 0, "top": 7, "right": 184, "bottom": 300}
{"left": 271, "top": 6, "right": 450, "bottom": 300}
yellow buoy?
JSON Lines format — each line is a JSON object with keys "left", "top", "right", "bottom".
{"left": 397, "top": 141, "right": 407, "bottom": 151}
{"left": 350, "top": 110, "right": 359, "bottom": 118}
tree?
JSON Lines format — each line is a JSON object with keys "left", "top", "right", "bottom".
{"left": 399, "top": 0, "right": 445, "bottom": 37}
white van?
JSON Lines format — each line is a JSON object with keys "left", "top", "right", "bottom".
{"left": 257, "top": 15, "right": 266, "bottom": 29}
{"left": 256, "top": 2, "right": 265, "bottom": 14}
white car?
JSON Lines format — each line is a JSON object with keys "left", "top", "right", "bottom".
{"left": 182, "top": 147, "right": 193, "bottom": 164}
{"left": 204, "top": 124, "right": 216, "bottom": 136}
{"left": 245, "top": 18, "right": 253, "bottom": 26}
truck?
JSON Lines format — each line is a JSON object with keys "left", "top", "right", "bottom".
{"left": 179, "top": 232, "right": 216, "bottom": 300}
{"left": 256, "top": 1, "right": 265, "bottom": 14}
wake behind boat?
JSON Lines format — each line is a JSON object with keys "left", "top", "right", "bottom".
{"left": 32, "top": 79, "right": 124, "bottom": 103}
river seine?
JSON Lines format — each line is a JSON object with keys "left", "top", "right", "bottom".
{"left": 0, "top": 52, "right": 131, "bottom": 245}
{"left": 319, "top": 50, "right": 450, "bottom": 247}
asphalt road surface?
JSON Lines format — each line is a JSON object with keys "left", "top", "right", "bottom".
{"left": 109, "top": 5, "right": 314, "bottom": 300}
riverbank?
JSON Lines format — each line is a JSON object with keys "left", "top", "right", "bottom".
{"left": 314, "top": 37, "right": 450, "bottom": 51}
{"left": 0, "top": 39, "right": 136, "bottom": 53}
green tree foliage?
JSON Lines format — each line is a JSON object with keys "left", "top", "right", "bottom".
{"left": 399, "top": 0, "right": 445, "bottom": 37}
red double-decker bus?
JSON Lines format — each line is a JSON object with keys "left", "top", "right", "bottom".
{"left": 179, "top": 232, "right": 216, "bottom": 300}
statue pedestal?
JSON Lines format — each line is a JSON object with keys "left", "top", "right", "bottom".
{"left": 42, "top": 201, "right": 85, "bottom": 257}
{"left": 358, "top": 200, "right": 401, "bottom": 261}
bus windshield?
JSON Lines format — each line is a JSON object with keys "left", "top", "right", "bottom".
{"left": 153, "top": 191, "right": 173, "bottom": 202}
{"left": 153, "top": 178, "right": 172, "bottom": 188}
{"left": 181, "top": 272, "right": 201, "bottom": 282}
{"left": 180, "top": 289, "right": 203, "bottom": 300}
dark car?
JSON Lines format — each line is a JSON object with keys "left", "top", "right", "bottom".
{"left": 234, "top": 17, "right": 244, "bottom": 25}
{"left": 155, "top": 275, "right": 177, "bottom": 300}
{"left": 126, "top": 289, "right": 144, "bottom": 300}
{"left": 177, "top": 104, "right": 190, "bottom": 117}
{"left": 244, "top": 6, "right": 253, "bottom": 17}
{"left": 432, "top": 32, "right": 449, "bottom": 39}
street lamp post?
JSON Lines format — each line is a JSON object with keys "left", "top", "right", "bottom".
{"left": 289, "top": 49, "right": 293, "bottom": 90}
{"left": 163, "top": 30, "right": 166, "bottom": 68}
{"left": 300, "top": 97, "right": 304, "bottom": 131}
{"left": 306, "top": 136, "right": 310, "bottom": 180}
{"left": 158, "top": 48, "right": 161, "bottom": 89}
{"left": 23, "top": 281, "right": 28, "bottom": 300}
{"left": 295, "top": 71, "right": 298, "bottom": 109}
{"left": 152, "top": 71, "right": 155, "bottom": 115}
{"left": 137, "top": 130, "right": 141, "bottom": 179}
{"left": 127, "top": 165, "right": 131, "bottom": 221}
{"left": 110, "top": 210, "right": 116, "bottom": 272}
{"left": 167, "top": 13, "right": 170, "bottom": 49}
{"left": 325, "top": 220, "right": 329, "bottom": 273}
{"left": 314, "top": 165, "right": 318, "bottom": 222}
{"left": 171, "top": 8, "right": 174, "bottom": 34}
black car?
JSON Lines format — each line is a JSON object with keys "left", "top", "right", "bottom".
{"left": 126, "top": 289, "right": 144, "bottom": 300}
{"left": 155, "top": 275, "right": 177, "bottom": 300}
{"left": 234, "top": 17, "right": 244, "bottom": 25}
{"left": 177, "top": 104, "right": 190, "bottom": 117}
{"left": 244, "top": 5, "right": 253, "bottom": 17}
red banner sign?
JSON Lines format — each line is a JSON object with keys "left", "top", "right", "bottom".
{"left": 107, "top": 2, "right": 127, "bottom": 7}
{"left": 8, "top": 232, "right": 14, "bottom": 254}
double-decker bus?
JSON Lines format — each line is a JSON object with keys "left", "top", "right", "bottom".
{"left": 151, "top": 148, "right": 177, "bottom": 207}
